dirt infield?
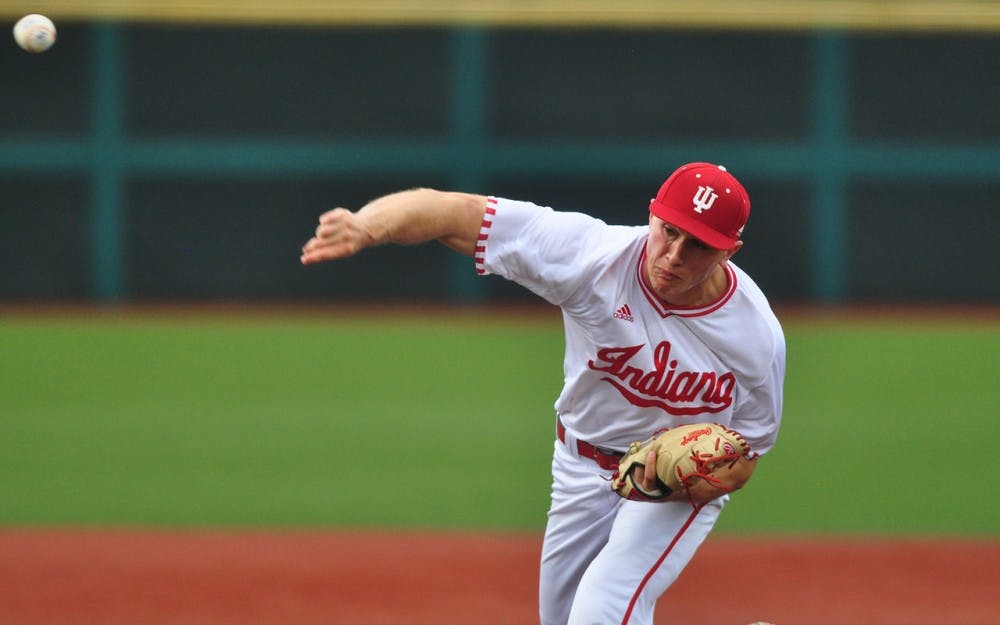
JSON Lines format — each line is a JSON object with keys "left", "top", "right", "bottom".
{"left": 1, "top": 530, "right": 996, "bottom": 625}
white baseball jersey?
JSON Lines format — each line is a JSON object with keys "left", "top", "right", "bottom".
{"left": 476, "top": 196, "right": 785, "bottom": 625}
{"left": 477, "top": 196, "right": 785, "bottom": 453}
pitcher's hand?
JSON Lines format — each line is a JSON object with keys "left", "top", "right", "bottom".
{"left": 301, "top": 208, "right": 376, "bottom": 265}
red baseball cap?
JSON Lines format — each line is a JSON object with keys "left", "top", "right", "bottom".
{"left": 649, "top": 162, "right": 750, "bottom": 250}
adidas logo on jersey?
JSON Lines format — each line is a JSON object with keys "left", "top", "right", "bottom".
{"left": 613, "top": 304, "right": 634, "bottom": 322}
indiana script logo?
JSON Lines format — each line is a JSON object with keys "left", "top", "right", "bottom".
{"left": 587, "top": 341, "right": 735, "bottom": 415}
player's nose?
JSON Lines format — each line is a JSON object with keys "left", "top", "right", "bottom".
{"left": 662, "top": 239, "right": 685, "bottom": 266}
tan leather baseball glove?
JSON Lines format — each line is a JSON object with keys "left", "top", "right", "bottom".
{"left": 611, "top": 423, "right": 753, "bottom": 504}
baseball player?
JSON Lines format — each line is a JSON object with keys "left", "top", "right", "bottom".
{"left": 301, "top": 162, "right": 785, "bottom": 625}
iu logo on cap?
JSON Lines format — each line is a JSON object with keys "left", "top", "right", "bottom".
{"left": 692, "top": 185, "right": 718, "bottom": 213}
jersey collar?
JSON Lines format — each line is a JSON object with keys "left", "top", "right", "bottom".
{"left": 636, "top": 247, "right": 738, "bottom": 318}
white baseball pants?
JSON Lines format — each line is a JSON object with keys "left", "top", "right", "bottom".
{"left": 539, "top": 439, "right": 726, "bottom": 625}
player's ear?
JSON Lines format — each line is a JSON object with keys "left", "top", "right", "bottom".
{"left": 724, "top": 240, "right": 743, "bottom": 260}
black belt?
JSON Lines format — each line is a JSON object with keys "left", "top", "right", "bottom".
{"left": 556, "top": 418, "right": 622, "bottom": 470}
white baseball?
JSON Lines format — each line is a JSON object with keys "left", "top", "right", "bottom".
{"left": 13, "top": 14, "right": 57, "bottom": 53}
{"left": 747, "top": 622, "right": 776, "bottom": 625}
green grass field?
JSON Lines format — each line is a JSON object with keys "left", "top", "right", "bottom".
{"left": 2, "top": 309, "right": 997, "bottom": 535}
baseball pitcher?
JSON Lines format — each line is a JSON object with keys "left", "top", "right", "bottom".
{"left": 301, "top": 162, "right": 785, "bottom": 625}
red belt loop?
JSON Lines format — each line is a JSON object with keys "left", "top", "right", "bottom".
{"left": 556, "top": 418, "right": 621, "bottom": 470}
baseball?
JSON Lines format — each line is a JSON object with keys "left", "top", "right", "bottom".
{"left": 13, "top": 14, "right": 56, "bottom": 53}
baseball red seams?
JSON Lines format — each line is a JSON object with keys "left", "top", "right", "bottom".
{"left": 587, "top": 341, "right": 735, "bottom": 415}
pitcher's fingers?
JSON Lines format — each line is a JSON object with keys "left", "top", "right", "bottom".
{"left": 319, "top": 207, "right": 351, "bottom": 224}
{"left": 300, "top": 245, "right": 343, "bottom": 265}
{"left": 642, "top": 451, "right": 657, "bottom": 490}
{"left": 302, "top": 236, "right": 336, "bottom": 253}
{"left": 316, "top": 221, "right": 343, "bottom": 239}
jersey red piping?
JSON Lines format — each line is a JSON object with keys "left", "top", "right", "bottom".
{"left": 636, "top": 247, "right": 737, "bottom": 318}
{"left": 620, "top": 503, "right": 704, "bottom": 625}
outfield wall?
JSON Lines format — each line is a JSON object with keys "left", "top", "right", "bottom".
{"left": 1, "top": 4, "right": 998, "bottom": 304}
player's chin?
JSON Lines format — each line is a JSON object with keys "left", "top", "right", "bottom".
{"left": 650, "top": 272, "right": 687, "bottom": 298}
